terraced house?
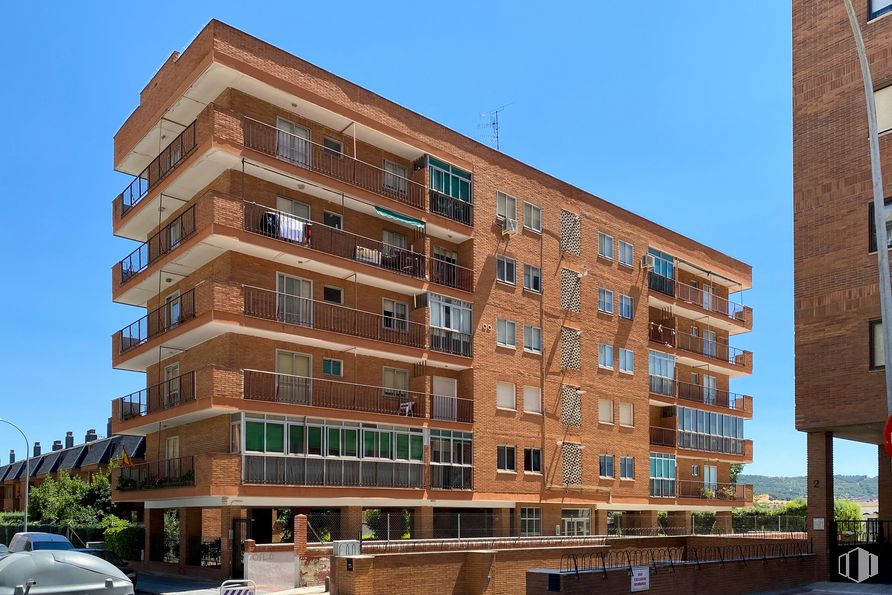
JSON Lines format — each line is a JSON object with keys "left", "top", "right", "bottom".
{"left": 109, "top": 20, "right": 755, "bottom": 579}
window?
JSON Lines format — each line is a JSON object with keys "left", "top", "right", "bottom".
{"left": 650, "top": 453, "right": 677, "bottom": 497}
{"left": 496, "top": 318, "right": 516, "bottom": 347}
{"left": 598, "top": 232, "right": 614, "bottom": 259}
{"left": 598, "top": 399, "right": 614, "bottom": 424}
{"left": 523, "top": 386, "right": 542, "bottom": 413}
{"left": 523, "top": 324, "right": 542, "bottom": 354}
{"left": 598, "top": 288, "right": 614, "bottom": 314}
{"left": 277, "top": 196, "right": 311, "bottom": 220}
{"left": 871, "top": 0, "right": 892, "bottom": 19}
{"left": 523, "top": 202, "right": 542, "bottom": 232}
{"left": 382, "top": 298, "right": 409, "bottom": 331}
{"left": 871, "top": 319, "right": 885, "bottom": 370}
{"left": 383, "top": 229, "right": 407, "bottom": 250}
{"left": 619, "top": 294, "right": 633, "bottom": 319}
{"left": 382, "top": 367, "right": 409, "bottom": 397}
{"left": 619, "top": 402, "right": 634, "bottom": 427}
{"left": 599, "top": 454, "right": 614, "bottom": 478}
{"left": 496, "top": 255, "right": 516, "bottom": 285}
{"left": 598, "top": 344, "right": 614, "bottom": 369}
{"left": 649, "top": 248, "right": 674, "bottom": 279}
{"left": 322, "top": 358, "right": 342, "bottom": 377}
{"left": 497, "top": 192, "right": 517, "bottom": 222}
{"left": 619, "top": 241, "right": 634, "bottom": 267}
{"left": 323, "top": 286, "right": 343, "bottom": 304}
{"left": 649, "top": 350, "right": 676, "bottom": 379}
{"left": 677, "top": 406, "right": 746, "bottom": 455}
{"left": 691, "top": 464, "right": 700, "bottom": 477}
{"left": 428, "top": 157, "right": 472, "bottom": 208}
{"left": 620, "top": 456, "right": 635, "bottom": 480}
{"left": 323, "top": 211, "right": 343, "bottom": 229}
{"left": 383, "top": 160, "right": 408, "bottom": 195}
{"left": 245, "top": 420, "right": 285, "bottom": 453}
{"left": 619, "top": 349, "right": 634, "bottom": 374}
{"left": 520, "top": 507, "right": 542, "bottom": 536}
{"left": 496, "top": 381, "right": 516, "bottom": 409}
{"left": 524, "top": 448, "right": 542, "bottom": 473}
{"left": 497, "top": 445, "right": 516, "bottom": 472}
{"left": 323, "top": 137, "right": 342, "bottom": 156}
{"left": 523, "top": 264, "right": 542, "bottom": 292}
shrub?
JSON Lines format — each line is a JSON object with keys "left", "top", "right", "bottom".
{"left": 103, "top": 518, "right": 145, "bottom": 562}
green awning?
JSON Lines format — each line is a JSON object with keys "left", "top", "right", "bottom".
{"left": 375, "top": 206, "right": 426, "bottom": 230}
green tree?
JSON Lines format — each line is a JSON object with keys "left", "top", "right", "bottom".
{"left": 729, "top": 464, "right": 744, "bottom": 485}
{"left": 29, "top": 469, "right": 116, "bottom": 525}
{"left": 834, "top": 498, "right": 861, "bottom": 521}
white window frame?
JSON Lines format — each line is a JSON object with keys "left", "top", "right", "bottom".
{"left": 619, "top": 402, "right": 634, "bottom": 427}
{"left": 496, "top": 381, "right": 516, "bottom": 410}
{"left": 523, "top": 386, "right": 542, "bottom": 414}
{"left": 496, "top": 192, "right": 517, "bottom": 222}
{"left": 322, "top": 358, "right": 343, "bottom": 377}
{"left": 598, "top": 398, "right": 614, "bottom": 424}
{"left": 323, "top": 285, "right": 344, "bottom": 305}
{"left": 523, "top": 264, "right": 542, "bottom": 292}
{"left": 382, "top": 298, "right": 409, "bottom": 332}
{"left": 496, "top": 318, "right": 517, "bottom": 348}
{"left": 599, "top": 454, "right": 615, "bottom": 478}
{"left": 523, "top": 324, "right": 542, "bottom": 354}
{"left": 523, "top": 202, "right": 542, "bottom": 232}
{"left": 619, "top": 294, "right": 633, "bottom": 319}
{"left": 382, "top": 367, "right": 409, "bottom": 398}
{"left": 496, "top": 255, "right": 516, "bottom": 285}
{"left": 598, "top": 344, "right": 614, "bottom": 369}
{"left": 523, "top": 448, "right": 542, "bottom": 474}
{"left": 383, "top": 159, "right": 408, "bottom": 195}
{"left": 598, "top": 232, "right": 614, "bottom": 260}
{"left": 619, "top": 348, "right": 634, "bottom": 374}
{"left": 618, "top": 240, "right": 634, "bottom": 267}
{"left": 620, "top": 456, "right": 635, "bottom": 480}
{"left": 520, "top": 507, "right": 542, "bottom": 536}
{"left": 598, "top": 288, "right": 614, "bottom": 314}
{"left": 496, "top": 444, "right": 516, "bottom": 472}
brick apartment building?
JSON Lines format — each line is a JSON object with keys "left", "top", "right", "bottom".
{"left": 109, "top": 20, "right": 754, "bottom": 578}
{"left": 793, "top": 0, "right": 892, "bottom": 580}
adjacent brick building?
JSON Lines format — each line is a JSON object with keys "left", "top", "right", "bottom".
{"left": 793, "top": 0, "right": 892, "bottom": 580}
{"left": 109, "top": 20, "right": 754, "bottom": 578}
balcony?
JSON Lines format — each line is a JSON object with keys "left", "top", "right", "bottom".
{"left": 120, "top": 205, "right": 197, "bottom": 284}
{"left": 242, "top": 454, "right": 424, "bottom": 489}
{"left": 429, "top": 464, "right": 473, "bottom": 490}
{"left": 117, "top": 371, "right": 196, "bottom": 420}
{"left": 649, "top": 426, "right": 676, "bottom": 447}
{"left": 648, "top": 272, "right": 752, "bottom": 333}
{"left": 117, "top": 288, "right": 196, "bottom": 353}
{"left": 117, "top": 121, "right": 197, "bottom": 216}
{"left": 648, "top": 323, "right": 752, "bottom": 376}
{"left": 429, "top": 328, "right": 472, "bottom": 358}
{"left": 648, "top": 375, "right": 752, "bottom": 415}
{"left": 243, "top": 370, "right": 473, "bottom": 423}
{"left": 117, "top": 456, "right": 195, "bottom": 491}
{"left": 676, "top": 480, "right": 753, "bottom": 504}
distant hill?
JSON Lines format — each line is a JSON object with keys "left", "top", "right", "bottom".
{"left": 739, "top": 474, "right": 878, "bottom": 501}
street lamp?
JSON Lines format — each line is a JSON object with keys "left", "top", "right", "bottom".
{"left": 0, "top": 419, "right": 29, "bottom": 531}
{"left": 842, "top": 0, "right": 892, "bottom": 467}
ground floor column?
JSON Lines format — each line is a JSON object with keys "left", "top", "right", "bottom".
{"left": 807, "top": 431, "right": 834, "bottom": 580}
{"left": 220, "top": 507, "right": 246, "bottom": 578}
{"left": 493, "top": 508, "right": 512, "bottom": 537}
{"left": 665, "top": 510, "right": 692, "bottom": 535}
{"left": 178, "top": 507, "right": 202, "bottom": 571}
{"left": 341, "top": 506, "right": 364, "bottom": 541}
{"left": 412, "top": 507, "right": 433, "bottom": 539}
{"left": 593, "top": 509, "right": 609, "bottom": 535}
{"left": 879, "top": 445, "right": 892, "bottom": 520}
{"left": 145, "top": 508, "right": 164, "bottom": 563}
{"left": 715, "top": 511, "right": 732, "bottom": 534}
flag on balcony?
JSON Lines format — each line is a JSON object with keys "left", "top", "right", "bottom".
{"left": 121, "top": 448, "right": 134, "bottom": 468}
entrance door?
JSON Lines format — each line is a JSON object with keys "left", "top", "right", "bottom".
{"left": 277, "top": 273, "right": 312, "bottom": 326}
{"left": 432, "top": 376, "right": 458, "bottom": 421}
{"left": 703, "top": 375, "right": 717, "bottom": 405}
{"left": 703, "top": 465, "right": 717, "bottom": 493}
{"left": 276, "top": 117, "right": 311, "bottom": 167}
{"left": 165, "top": 436, "right": 180, "bottom": 478}
{"left": 162, "top": 364, "right": 180, "bottom": 408}
{"left": 165, "top": 291, "right": 181, "bottom": 329}
{"left": 703, "top": 329, "right": 717, "bottom": 358}
{"left": 276, "top": 350, "right": 311, "bottom": 404}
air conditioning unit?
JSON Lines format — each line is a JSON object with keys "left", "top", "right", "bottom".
{"left": 641, "top": 253, "right": 656, "bottom": 270}
{"left": 501, "top": 218, "right": 518, "bottom": 236}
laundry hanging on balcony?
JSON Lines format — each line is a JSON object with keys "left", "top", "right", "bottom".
{"left": 374, "top": 206, "right": 425, "bottom": 230}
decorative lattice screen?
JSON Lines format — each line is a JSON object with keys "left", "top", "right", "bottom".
{"left": 560, "top": 326, "right": 581, "bottom": 369}
{"left": 561, "top": 442, "right": 583, "bottom": 485}
{"left": 560, "top": 384, "right": 582, "bottom": 426}
{"left": 560, "top": 209, "right": 581, "bottom": 255}
{"left": 560, "top": 268, "right": 581, "bottom": 312}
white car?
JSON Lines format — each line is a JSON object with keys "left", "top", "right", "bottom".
{"left": 0, "top": 550, "right": 133, "bottom": 594}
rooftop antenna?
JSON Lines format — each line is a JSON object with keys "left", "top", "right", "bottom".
{"left": 479, "top": 104, "right": 510, "bottom": 151}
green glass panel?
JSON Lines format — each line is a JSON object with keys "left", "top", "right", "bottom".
{"left": 308, "top": 427, "right": 323, "bottom": 455}
{"left": 328, "top": 428, "right": 341, "bottom": 456}
{"left": 363, "top": 431, "right": 377, "bottom": 458}
{"left": 380, "top": 432, "right": 392, "bottom": 459}
{"left": 410, "top": 435, "right": 423, "bottom": 461}
{"left": 289, "top": 425, "right": 305, "bottom": 454}
{"left": 245, "top": 421, "right": 265, "bottom": 452}
{"left": 344, "top": 429, "right": 358, "bottom": 457}
{"left": 396, "top": 434, "right": 409, "bottom": 460}
{"left": 266, "top": 423, "right": 285, "bottom": 453}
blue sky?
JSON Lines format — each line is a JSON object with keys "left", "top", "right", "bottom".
{"left": 0, "top": 2, "right": 868, "bottom": 477}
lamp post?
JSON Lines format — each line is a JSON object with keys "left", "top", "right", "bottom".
{"left": 842, "top": 0, "right": 892, "bottom": 470}
{"left": 0, "top": 419, "right": 29, "bottom": 531}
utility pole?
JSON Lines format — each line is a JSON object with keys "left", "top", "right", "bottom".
{"left": 0, "top": 419, "right": 29, "bottom": 531}
{"left": 842, "top": 0, "right": 892, "bottom": 469}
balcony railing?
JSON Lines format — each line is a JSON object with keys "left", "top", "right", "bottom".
{"left": 243, "top": 117, "right": 428, "bottom": 207}
{"left": 243, "top": 285, "right": 427, "bottom": 349}
{"left": 120, "top": 205, "right": 197, "bottom": 284}
{"left": 429, "top": 258, "right": 473, "bottom": 293}
{"left": 243, "top": 202, "right": 426, "bottom": 279}
{"left": 429, "top": 327, "right": 472, "bottom": 357}
{"left": 429, "top": 190, "right": 473, "bottom": 226}
{"left": 118, "top": 121, "right": 197, "bottom": 215}
{"left": 431, "top": 394, "right": 474, "bottom": 423}
{"left": 676, "top": 480, "right": 753, "bottom": 502}
{"left": 117, "top": 456, "right": 195, "bottom": 491}
{"left": 242, "top": 454, "right": 424, "bottom": 488}
{"left": 648, "top": 323, "right": 751, "bottom": 368}
{"left": 117, "top": 289, "right": 196, "bottom": 353}
{"left": 429, "top": 464, "right": 473, "bottom": 490}
{"left": 117, "top": 371, "right": 196, "bottom": 420}
{"left": 648, "top": 375, "right": 749, "bottom": 412}
{"left": 648, "top": 272, "right": 751, "bottom": 326}
{"left": 649, "top": 426, "right": 676, "bottom": 447}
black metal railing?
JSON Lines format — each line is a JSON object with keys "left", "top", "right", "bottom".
{"left": 118, "top": 121, "right": 197, "bottom": 215}
{"left": 243, "top": 286, "right": 426, "bottom": 348}
{"left": 117, "top": 289, "right": 197, "bottom": 353}
{"left": 648, "top": 375, "right": 675, "bottom": 397}
{"left": 187, "top": 537, "right": 222, "bottom": 567}
{"left": 676, "top": 480, "right": 752, "bottom": 502}
{"left": 117, "top": 371, "right": 196, "bottom": 420}
{"left": 429, "top": 464, "right": 473, "bottom": 490}
{"left": 430, "top": 394, "right": 474, "bottom": 423}
{"left": 242, "top": 455, "right": 424, "bottom": 489}
{"left": 117, "top": 456, "right": 195, "bottom": 491}
{"left": 649, "top": 426, "right": 676, "bottom": 447}
{"left": 648, "top": 271, "right": 675, "bottom": 297}
{"left": 429, "top": 328, "right": 472, "bottom": 357}
{"left": 833, "top": 520, "right": 892, "bottom": 546}
{"left": 648, "top": 375, "right": 749, "bottom": 412}
{"left": 120, "top": 205, "right": 197, "bottom": 284}
{"left": 429, "top": 190, "right": 473, "bottom": 226}
{"left": 429, "top": 257, "right": 473, "bottom": 293}
{"left": 648, "top": 323, "right": 751, "bottom": 368}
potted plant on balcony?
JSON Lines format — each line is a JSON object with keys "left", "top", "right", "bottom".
{"left": 718, "top": 486, "right": 738, "bottom": 500}
{"left": 698, "top": 486, "right": 715, "bottom": 499}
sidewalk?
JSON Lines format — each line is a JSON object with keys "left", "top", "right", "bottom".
{"left": 753, "top": 582, "right": 892, "bottom": 595}
{"left": 134, "top": 572, "right": 327, "bottom": 595}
